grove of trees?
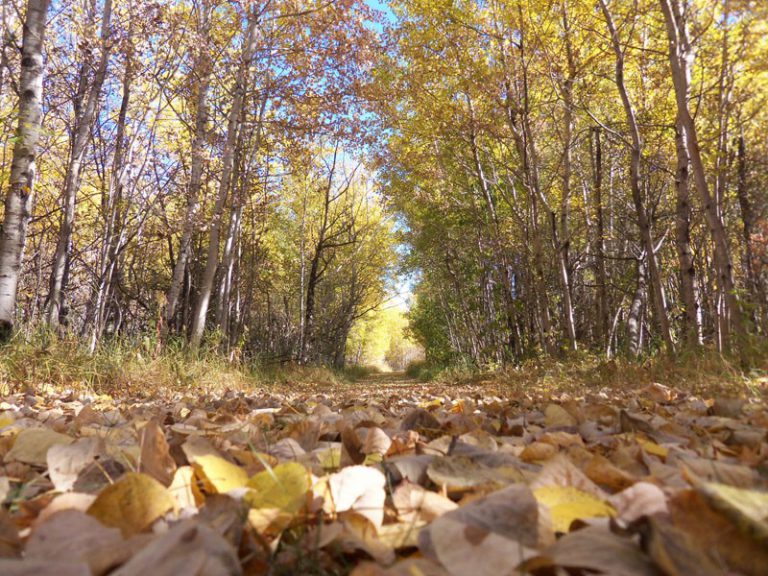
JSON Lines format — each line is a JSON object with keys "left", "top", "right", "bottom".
{"left": 0, "top": 0, "right": 399, "bottom": 368}
{"left": 0, "top": 0, "right": 766, "bottom": 369}
{"left": 374, "top": 0, "right": 768, "bottom": 366}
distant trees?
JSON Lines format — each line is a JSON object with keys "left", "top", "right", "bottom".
{"left": 377, "top": 0, "right": 768, "bottom": 364}
{"left": 0, "top": 0, "right": 393, "bottom": 366}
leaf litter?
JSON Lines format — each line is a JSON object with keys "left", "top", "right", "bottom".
{"left": 0, "top": 377, "right": 765, "bottom": 575}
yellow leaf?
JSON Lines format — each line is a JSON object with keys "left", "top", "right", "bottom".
{"left": 192, "top": 454, "right": 248, "bottom": 493}
{"left": 696, "top": 482, "right": 768, "bottom": 541}
{"left": 637, "top": 437, "right": 669, "bottom": 458}
{"left": 534, "top": 485, "right": 615, "bottom": 533}
{"left": 245, "top": 462, "right": 311, "bottom": 536}
{"left": 0, "top": 413, "right": 14, "bottom": 429}
{"left": 87, "top": 472, "right": 174, "bottom": 537}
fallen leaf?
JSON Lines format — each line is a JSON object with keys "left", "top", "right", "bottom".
{"left": 25, "top": 510, "right": 127, "bottom": 576}
{"left": 419, "top": 484, "right": 539, "bottom": 576}
{"left": 325, "top": 465, "right": 386, "bottom": 529}
{"left": 245, "top": 462, "right": 311, "bottom": 536}
{"left": 192, "top": 455, "right": 249, "bottom": 494}
{"left": 533, "top": 485, "right": 615, "bottom": 533}
{"left": 111, "top": 519, "right": 241, "bottom": 576}
{"left": 87, "top": 472, "right": 174, "bottom": 537}
{"left": 138, "top": 420, "right": 176, "bottom": 486}
{"left": 528, "top": 525, "right": 658, "bottom": 576}
{"left": 5, "top": 429, "right": 73, "bottom": 467}
{"left": 47, "top": 437, "right": 104, "bottom": 492}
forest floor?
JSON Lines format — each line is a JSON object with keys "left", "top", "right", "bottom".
{"left": 0, "top": 355, "right": 767, "bottom": 575}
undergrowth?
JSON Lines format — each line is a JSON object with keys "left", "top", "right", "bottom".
{"left": 1, "top": 330, "right": 765, "bottom": 399}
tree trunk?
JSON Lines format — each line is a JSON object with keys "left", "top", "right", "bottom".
{"left": 165, "top": 2, "right": 212, "bottom": 335}
{"left": 600, "top": 0, "right": 675, "bottom": 354}
{"left": 591, "top": 127, "right": 610, "bottom": 349}
{"left": 47, "top": 0, "right": 113, "bottom": 329}
{"left": 659, "top": 0, "right": 742, "bottom": 349}
{"left": 189, "top": 12, "right": 257, "bottom": 349}
{"left": 672, "top": 116, "right": 701, "bottom": 345}
{"left": 0, "top": 0, "right": 51, "bottom": 341}
{"left": 628, "top": 257, "right": 647, "bottom": 357}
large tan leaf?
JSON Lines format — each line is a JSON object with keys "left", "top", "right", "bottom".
{"left": 419, "top": 484, "right": 539, "bottom": 576}
{"left": 47, "top": 437, "right": 104, "bottom": 492}
{"left": 325, "top": 465, "right": 386, "bottom": 529}
{"left": 0, "top": 560, "right": 90, "bottom": 576}
{"left": 87, "top": 472, "right": 174, "bottom": 537}
{"left": 392, "top": 481, "right": 457, "bottom": 523}
{"left": 25, "top": 510, "right": 127, "bottom": 576}
{"left": 5, "top": 429, "right": 73, "bottom": 467}
{"left": 527, "top": 525, "right": 658, "bottom": 576}
{"left": 111, "top": 519, "right": 241, "bottom": 576}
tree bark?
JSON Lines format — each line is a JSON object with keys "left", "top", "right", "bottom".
{"left": 672, "top": 116, "right": 701, "bottom": 345}
{"left": 599, "top": 0, "right": 675, "bottom": 354}
{"left": 0, "top": 0, "right": 51, "bottom": 341}
{"left": 165, "top": 1, "right": 213, "bottom": 336}
{"left": 659, "top": 0, "right": 742, "bottom": 349}
{"left": 590, "top": 127, "right": 610, "bottom": 349}
{"left": 189, "top": 11, "right": 258, "bottom": 349}
{"left": 47, "top": 0, "right": 113, "bottom": 329}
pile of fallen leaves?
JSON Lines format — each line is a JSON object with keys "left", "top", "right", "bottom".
{"left": 0, "top": 377, "right": 766, "bottom": 575}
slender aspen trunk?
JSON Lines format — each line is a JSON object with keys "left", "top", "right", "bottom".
{"left": 599, "top": 0, "right": 675, "bottom": 353}
{"left": 165, "top": 2, "right": 212, "bottom": 335}
{"left": 591, "top": 127, "right": 609, "bottom": 348}
{"left": 673, "top": 116, "right": 700, "bottom": 345}
{"left": 189, "top": 12, "right": 258, "bottom": 349}
{"left": 0, "top": 0, "right": 51, "bottom": 340}
{"left": 47, "top": 0, "right": 113, "bottom": 329}
{"left": 659, "top": 0, "right": 742, "bottom": 349}
{"left": 628, "top": 257, "right": 647, "bottom": 357}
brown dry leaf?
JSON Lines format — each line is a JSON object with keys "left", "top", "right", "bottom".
{"left": 361, "top": 427, "right": 392, "bottom": 456}
{"left": 138, "top": 420, "right": 176, "bottom": 486}
{"left": 111, "top": 519, "right": 241, "bottom": 576}
{"left": 47, "top": 437, "right": 104, "bottom": 492}
{"left": 585, "top": 453, "right": 636, "bottom": 491}
{"left": 87, "top": 472, "right": 175, "bottom": 537}
{"left": 0, "top": 560, "right": 91, "bottom": 576}
{"left": 694, "top": 481, "right": 768, "bottom": 542}
{"left": 531, "top": 454, "right": 608, "bottom": 498}
{"left": 664, "top": 489, "right": 768, "bottom": 575}
{"left": 644, "top": 514, "right": 723, "bottom": 576}
{"left": 427, "top": 452, "right": 535, "bottom": 492}
{"left": 0, "top": 508, "right": 21, "bottom": 558}
{"left": 528, "top": 525, "right": 658, "bottom": 576}
{"left": 520, "top": 441, "right": 558, "bottom": 463}
{"left": 25, "top": 510, "right": 128, "bottom": 576}
{"left": 5, "top": 428, "right": 73, "bottom": 467}
{"left": 341, "top": 426, "right": 365, "bottom": 465}
{"left": 419, "top": 484, "right": 539, "bottom": 576}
